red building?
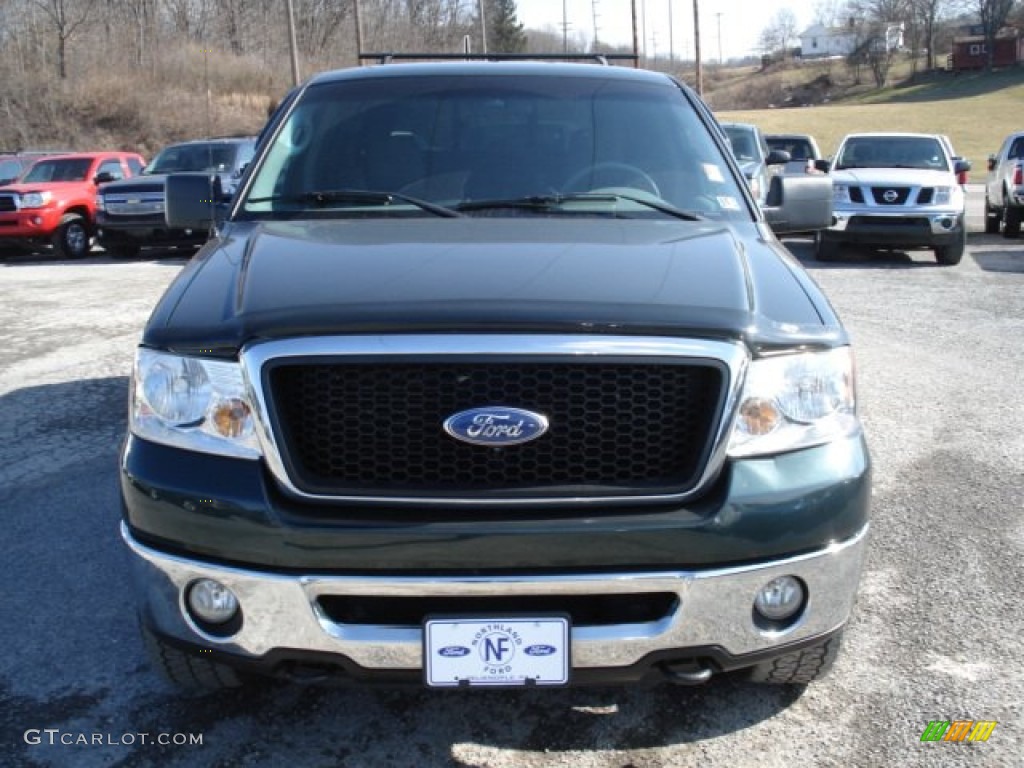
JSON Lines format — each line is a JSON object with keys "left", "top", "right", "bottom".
{"left": 951, "top": 28, "right": 1023, "bottom": 70}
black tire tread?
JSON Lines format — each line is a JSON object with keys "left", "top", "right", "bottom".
{"left": 1004, "top": 205, "right": 1021, "bottom": 238}
{"left": 748, "top": 633, "right": 842, "bottom": 685}
{"left": 141, "top": 623, "right": 246, "bottom": 691}
{"left": 51, "top": 213, "right": 90, "bottom": 259}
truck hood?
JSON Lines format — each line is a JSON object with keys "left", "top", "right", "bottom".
{"left": 830, "top": 167, "right": 955, "bottom": 186}
{"left": 0, "top": 181, "right": 93, "bottom": 195}
{"left": 145, "top": 218, "right": 841, "bottom": 354}
{"left": 99, "top": 175, "right": 167, "bottom": 195}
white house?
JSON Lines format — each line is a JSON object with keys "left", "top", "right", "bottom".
{"left": 799, "top": 23, "right": 904, "bottom": 59}
{"left": 799, "top": 24, "right": 857, "bottom": 58}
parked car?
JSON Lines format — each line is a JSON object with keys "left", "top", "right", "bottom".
{"left": 720, "top": 122, "right": 790, "bottom": 205}
{"left": 766, "top": 133, "right": 823, "bottom": 175}
{"left": 818, "top": 132, "right": 969, "bottom": 265}
{"left": 0, "top": 150, "right": 75, "bottom": 186}
{"left": 0, "top": 152, "right": 145, "bottom": 258}
{"left": 96, "top": 136, "right": 257, "bottom": 258}
{"left": 984, "top": 130, "right": 1024, "bottom": 237}
{"left": 122, "top": 60, "right": 864, "bottom": 693}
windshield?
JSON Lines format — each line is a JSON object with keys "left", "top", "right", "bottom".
{"left": 767, "top": 137, "right": 814, "bottom": 160}
{"left": 242, "top": 73, "right": 749, "bottom": 222}
{"left": 722, "top": 125, "right": 761, "bottom": 163}
{"left": 0, "top": 159, "right": 23, "bottom": 181}
{"left": 835, "top": 136, "right": 949, "bottom": 171}
{"left": 22, "top": 158, "right": 93, "bottom": 183}
{"left": 147, "top": 144, "right": 239, "bottom": 174}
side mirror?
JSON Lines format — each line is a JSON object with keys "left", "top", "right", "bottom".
{"left": 763, "top": 174, "right": 833, "bottom": 235}
{"left": 165, "top": 173, "right": 223, "bottom": 230}
{"left": 93, "top": 171, "right": 117, "bottom": 184}
{"left": 814, "top": 159, "right": 831, "bottom": 173}
{"left": 766, "top": 149, "right": 791, "bottom": 166}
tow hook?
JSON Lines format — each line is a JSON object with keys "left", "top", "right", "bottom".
{"left": 663, "top": 660, "right": 714, "bottom": 685}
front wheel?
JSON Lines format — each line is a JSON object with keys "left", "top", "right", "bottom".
{"left": 748, "top": 632, "right": 843, "bottom": 685}
{"left": 984, "top": 195, "right": 1000, "bottom": 234}
{"left": 1004, "top": 205, "right": 1021, "bottom": 238}
{"left": 51, "top": 213, "right": 91, "bottom": 259}
{"left": 935, "top": 227, "right": 965, "bottom": 266}
{"left": 103, "top": 242, "right": 141, "bottom": 259}
{"left": 814, "top": 232, "right": 840, "bottom": 262}
{"left": 140, "top": 623, "right": 249, "bottom": 691}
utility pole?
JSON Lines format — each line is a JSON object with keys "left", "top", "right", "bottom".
{"left": 562, "top": 0, "right": 568, "bottom": 54}
{"left": 592, "top": 0, "right": 601, "bottom": 49}
{"left": 478, "top": 0, "right": 487, "bottom": 54}
{"left": 631, "top": 0, "right": 639, "bottom": 67}
{"left": 669, "top": 0, "right": 675, "bottom": 62}
{"left": 285, "top": 0, "right": 300, "bottom": 85}
{"left": 641, "top": 0, "right": 647, "bottom": 63}
{"left": 692, "top": 0, "right": 702, "bottom": 95}
{"left": 353, "top": 0, "right": 364, "bottom": 65}
{"left": 716, "top": 12, "right": 723, "bottom": 65}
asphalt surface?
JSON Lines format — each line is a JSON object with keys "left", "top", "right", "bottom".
{"left": 1, "top": 195, "right": 1022, "bottom": 767}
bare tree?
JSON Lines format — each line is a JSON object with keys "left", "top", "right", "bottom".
{"left": 759, "top": 8, "right": 799, "bottom": 57}
{"left": 30, "top": 0, "right": 99, "bottom": 78}
{"left": 910, "top": 0, "right": 948, "bottom": 70}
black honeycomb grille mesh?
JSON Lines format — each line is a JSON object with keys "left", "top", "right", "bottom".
{"left": 268, "top": 361, "right": 724, "bottom": 497}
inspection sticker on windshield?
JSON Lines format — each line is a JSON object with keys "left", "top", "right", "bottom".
{"left": 424, "top": 617, "right": 570, "bottom": 687}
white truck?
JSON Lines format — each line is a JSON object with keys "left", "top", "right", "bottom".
{"left": 985, "top": 131, "right": 1024, "bottom": 237}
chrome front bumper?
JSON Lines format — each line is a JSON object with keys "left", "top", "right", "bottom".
{"left": 829, "top": 209, "right": 963, "bottom": 235}
{"left": 123, "top": 522, "right": 868, "bottom": 671}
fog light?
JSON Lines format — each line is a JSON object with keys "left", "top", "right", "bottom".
{"left": 938, "top": 217, "right": 953, "bottom": 230}
{"left": 187, "top": 579, "right": 239, "bottom": 624}
{"left": 754, "top": 576, "right": 805, "bottom": 621}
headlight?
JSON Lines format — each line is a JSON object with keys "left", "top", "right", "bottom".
{"left": 933, "top": 186, "right": 952, "bottom": 205}
{"left": 96, "top": 194, "right": 105, "bottom": 212}
{"left": 832, "top": 184, "right": 850, "bottom": 204}
{"left": 131, "top": 348, "right": 261, "bottom": 459}
{"left": 727, "top": 347, "right": 859, "bottom": 458}
{"left": 20, "top": 191, "right": 52, "bottom": 208}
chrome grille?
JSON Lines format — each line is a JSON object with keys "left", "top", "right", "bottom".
{"left": 103, "top": 195, "right": 164, "bottom": 216}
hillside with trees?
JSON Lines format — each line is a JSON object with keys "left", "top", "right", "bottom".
{"left": 0, "top": 0, "right": 1020, "bottom": 155}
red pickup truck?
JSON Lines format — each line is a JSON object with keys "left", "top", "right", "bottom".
{"left": 0, "top": 152, "right": 144, "bottom": 258}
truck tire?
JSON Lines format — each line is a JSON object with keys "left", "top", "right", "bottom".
{"left": 814, "top": 232, "right": 839, "bottom": 262}
{"left": 935, "top": 226, "right": 965, "bottom": 266}
{"left": 104, "top": 242, "right": 141, "bottom": 259}
{"left": 984, "top": 195, "right": 1000, "bottom": 234}
{"left": 140, "top": 623, "right": 248, "bottom": 691}
{"left": 747, "top": 632, "right": 842, "bottom": 685}
{"left": 51, "top": 213, "right": 91, "bottom": 259}
{"left": 1003, "top": 205, "right": 1021, "bottom": 238}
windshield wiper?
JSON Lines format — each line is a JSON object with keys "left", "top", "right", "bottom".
{"left": 456, "top": 193, "right": 705, "bottom": 221}
{"left": 246, "top": 189, "right": 462, "bottom": 218}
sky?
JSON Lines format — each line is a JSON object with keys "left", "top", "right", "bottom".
{"left": 514, "top": 0, "right": 821, "bottom": 61}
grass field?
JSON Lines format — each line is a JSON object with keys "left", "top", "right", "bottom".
{"left": 718, "top": 67, "right": 1024, "bottom": 174}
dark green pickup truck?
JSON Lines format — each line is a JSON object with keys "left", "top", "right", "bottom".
{"left": 120, "top": 60, "right": 868, "bottom": 691}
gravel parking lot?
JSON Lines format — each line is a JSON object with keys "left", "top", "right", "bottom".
{"left": 2, "top": 212, "right": 1022, "bottom": 767}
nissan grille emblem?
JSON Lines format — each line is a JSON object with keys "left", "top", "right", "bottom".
{"left": 883, "top": 189, "right": 899, "bottom": 203}
{"left": 443, "top": 407, "right": 549, "bottom": 447}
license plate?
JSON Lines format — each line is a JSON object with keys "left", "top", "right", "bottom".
{"left": 424, "top": 616, "right": 570, "bottom": 688}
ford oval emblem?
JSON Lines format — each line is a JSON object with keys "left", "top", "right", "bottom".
{"left": 443, "top": 406, "right": 549, "bottom": 447}
{"left": 524, "top": 644, "right": 557, "bottom": 657}
{"left": 438, "top": 645, "right": 471, "bottom": 658}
